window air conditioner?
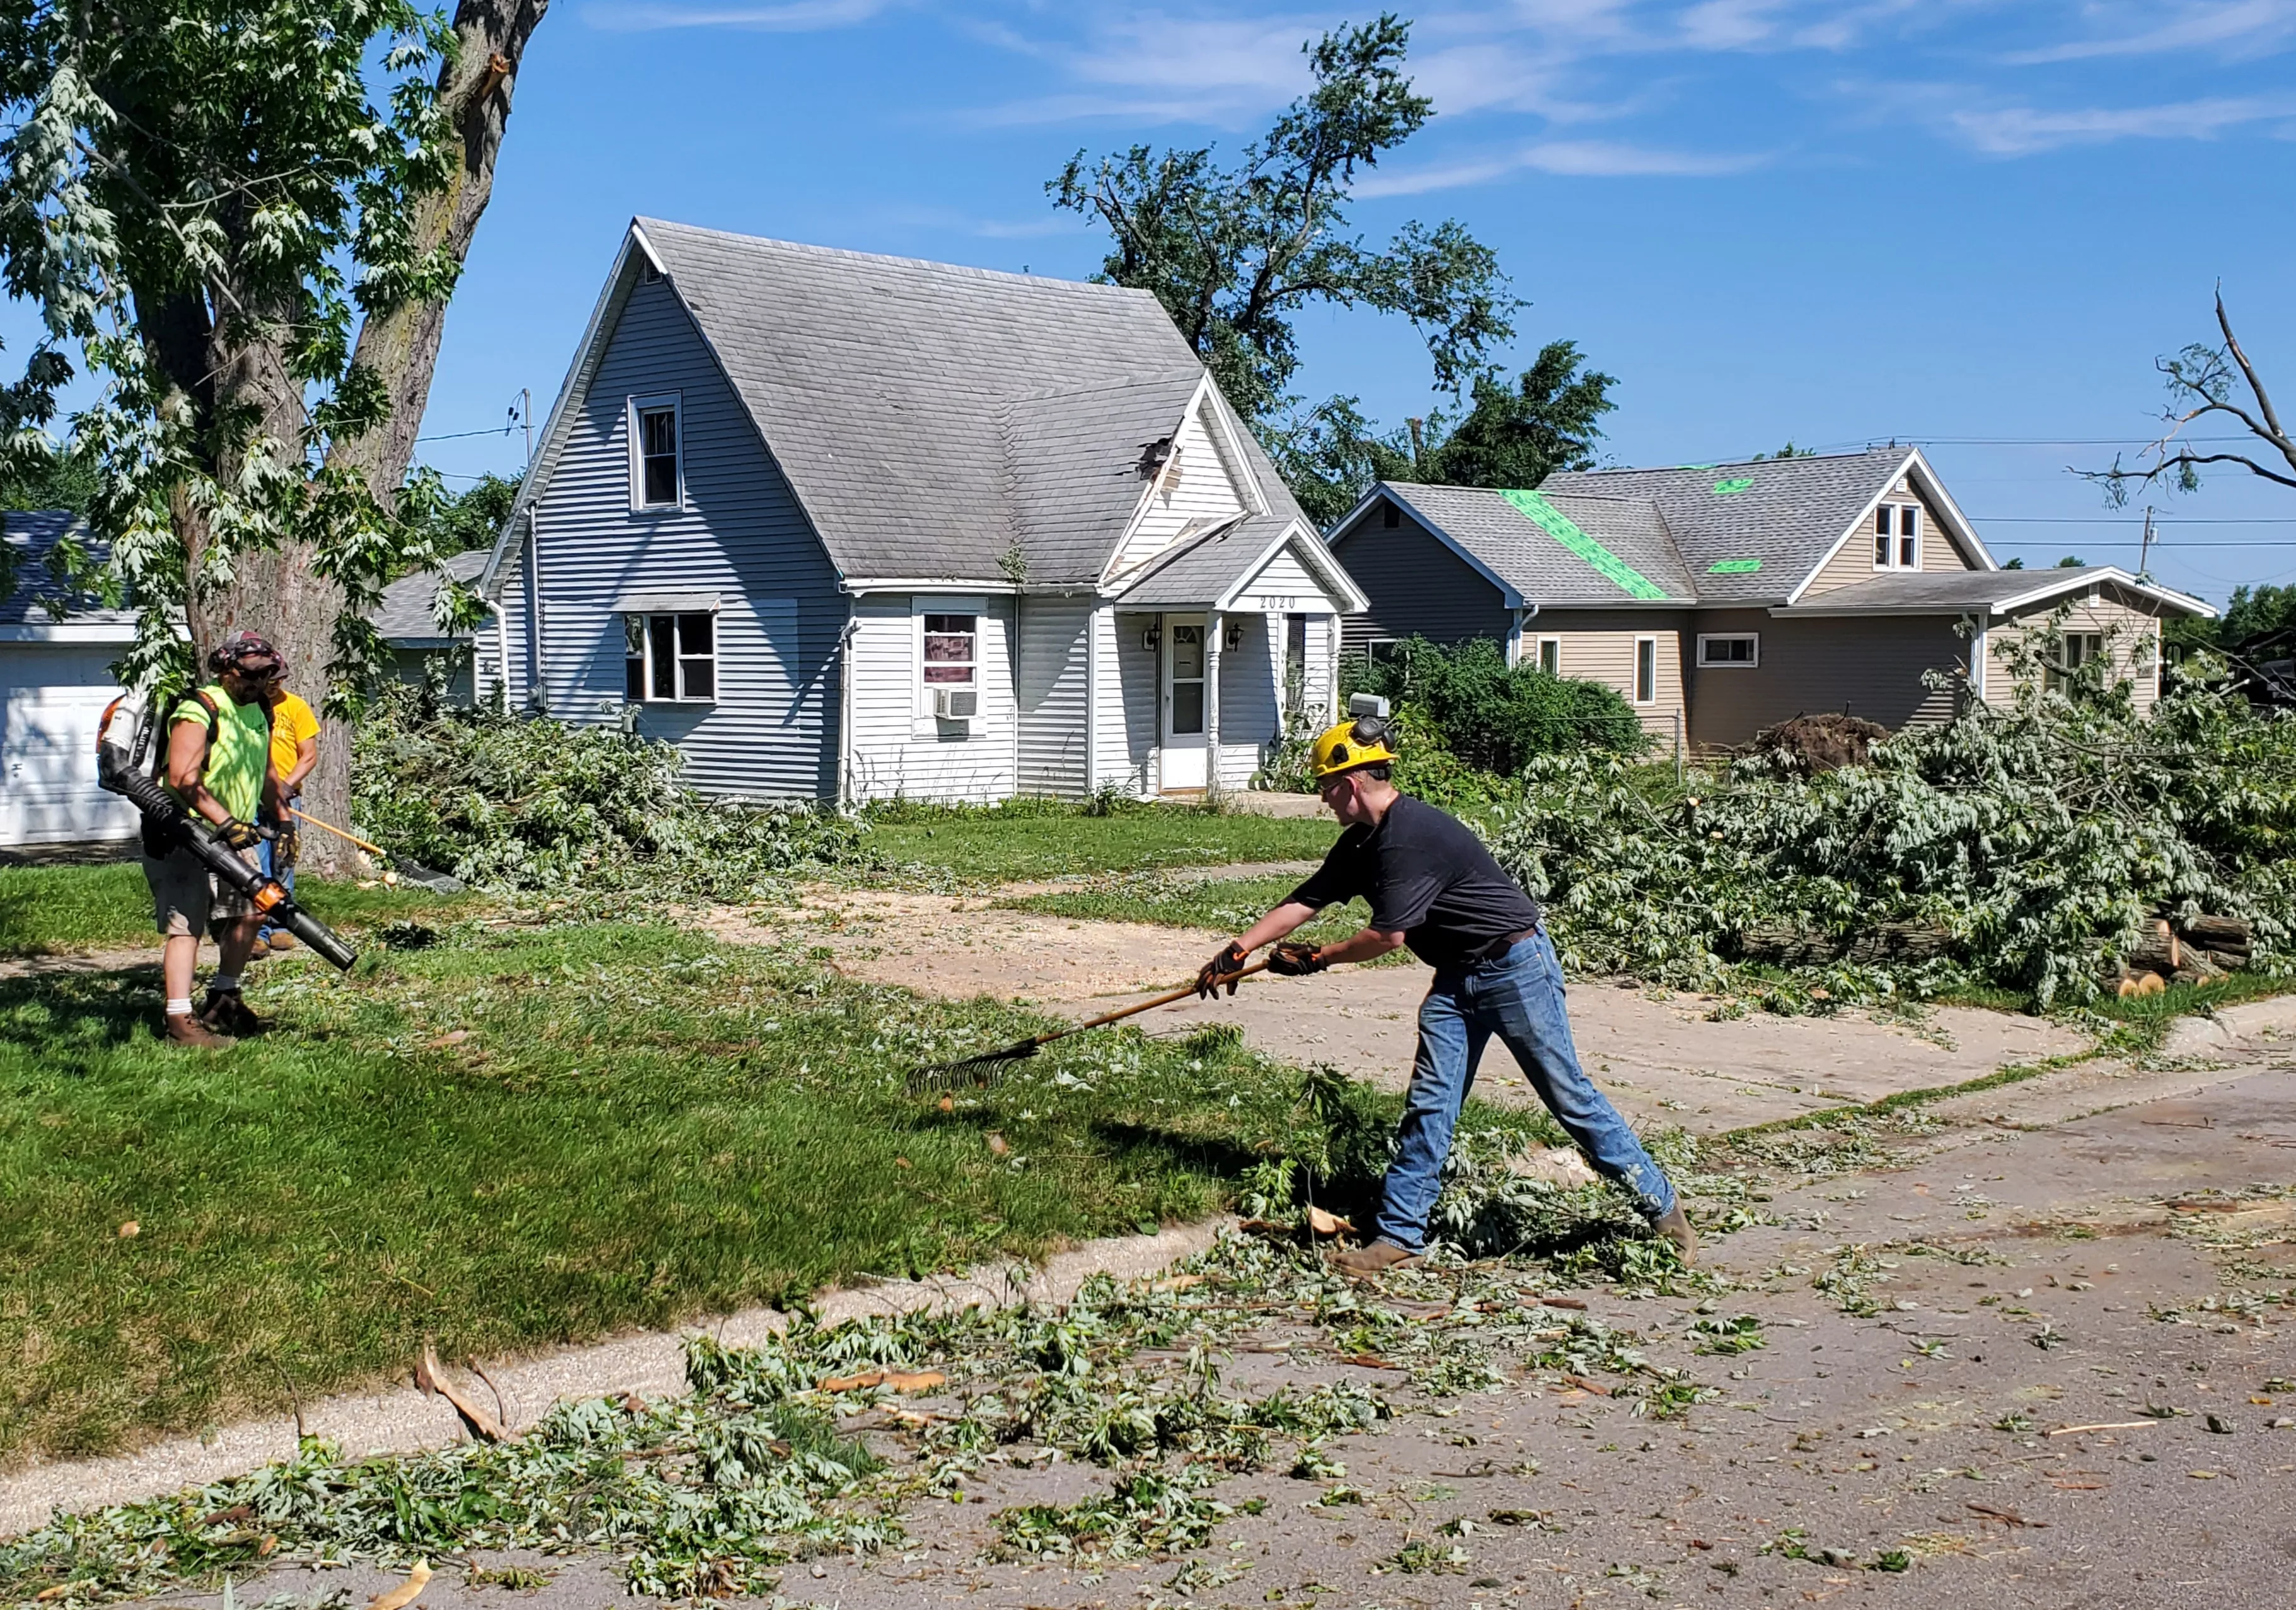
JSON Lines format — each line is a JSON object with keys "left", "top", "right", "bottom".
{"left": 933, "top": 686, "right": 979, "bottom": 720}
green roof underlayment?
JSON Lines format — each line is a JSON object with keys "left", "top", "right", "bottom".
{"left": 1709, "top": 558, "right": 1762, "bottom": 574}
{"left": 1712, "top": 477, "right": 1755, "bottom": 495}
{"left": 1499, "top": 489, "right": 1670, "bottom": 601}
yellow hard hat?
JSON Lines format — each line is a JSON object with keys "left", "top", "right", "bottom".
{"left": 1310, "top": 717, "right": 1397, "bottom": 779}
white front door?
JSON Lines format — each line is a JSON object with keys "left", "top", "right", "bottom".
{"left": 1160, "top": 613, "right": 1208, "bottom": 791}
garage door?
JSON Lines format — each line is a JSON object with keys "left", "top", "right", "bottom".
{"left": 1, "top": 645, "right": 142, "bottom": 846}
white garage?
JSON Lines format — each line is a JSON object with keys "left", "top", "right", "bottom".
{"left": 3, "top": 514, "right": 141, "bottom": 849}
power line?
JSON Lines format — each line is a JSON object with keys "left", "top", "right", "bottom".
{"left": 1971, "top": 515, "right": 2295, "bottom": 525}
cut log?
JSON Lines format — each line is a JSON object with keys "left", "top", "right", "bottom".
{"left": 2178, "top": 915, "right": 2252, "bottom": 947}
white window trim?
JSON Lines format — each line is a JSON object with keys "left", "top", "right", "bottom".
{"left": 623, "top": 608, "right": 718, "bottom": 704}
{"left": 1696, "top": 632, "right": 1760, "bottom": 669}
{"left": 1632, "top": 635, "right": 1659, "bottom": 706}
{"left": 628, "top": 392, "right": 684, "bottom": 512}
{"left": 913, "top": 595, "right": 986, "bottom": 731}
{"left": 1872, "top": 503, "right": 1923, "bottom": 571}
{"left": 1534, "top": 635, "right": 1562, "bottom": 676}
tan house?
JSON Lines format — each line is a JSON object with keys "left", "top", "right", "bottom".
{"left": 1325, "top": 447, "right": 2214, "bottom": 750}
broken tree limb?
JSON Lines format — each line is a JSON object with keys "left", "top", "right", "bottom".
{"left": 415, "top": 1343, "right": 509, "bottom": 1442}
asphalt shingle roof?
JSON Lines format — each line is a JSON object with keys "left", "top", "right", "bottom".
{"left": 2, "top": 512, "right": 134, "bottom": 629}
{"left": 1777, "top": 565, "right": 2208, "bottom": 616}
{"left": 371, "top": 550, "right": 488, "bottom": 644}
{"left": 638, "top": 219, "right": 1273, "bottom": 587}
{"left": 1116, "top": 513, "right": 1289, "bottom": 607}
{"left": 1382, "top": 484, "right": 1698, "bottom": 605}
{"left": 1538, "top": 446, "right": 1917, "bottom": 604}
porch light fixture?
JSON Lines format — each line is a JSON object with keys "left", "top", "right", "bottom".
{"left": 1143, "top": 623, "right": 1161, "bottom": 650}
{"left": 1225, "top": 621, "right": 1245, "bottom": 650}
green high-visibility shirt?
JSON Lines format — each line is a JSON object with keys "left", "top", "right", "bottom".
{"left": 167, "top": 684, "right": 270, "bottom": 824}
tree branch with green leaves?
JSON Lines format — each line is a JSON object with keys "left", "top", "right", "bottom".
{"left": 2087, "top": 289, "right": 2296, "bottom": 503}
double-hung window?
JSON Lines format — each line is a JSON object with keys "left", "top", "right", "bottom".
{"left": 1872, "top": 504, "right": 1921, "bottom": 569}
{"left": 630, "top": 394, "right": 683, "bottom": 510}
{"left": 2044, "top": 631, "right": 2104, "bottom": 693}
{"left": 624, "top": 612, "right": 716, "bottom": 702}
{"left": 922, "top": 611, "right": 979, "bottom": 722}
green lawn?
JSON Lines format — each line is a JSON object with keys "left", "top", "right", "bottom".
{"left": 854, "top": 797, "right": 1337, "bottom": 885}
{"left": 0, "top": 863, "right": 473, "bottom": 959}
{"left": 1000, "top": 871, "right": 1373, "bottom": 948}
{"left": 0, "top": 918, "right": 1426, "bottom": 1466}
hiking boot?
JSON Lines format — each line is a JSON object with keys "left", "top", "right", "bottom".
{"left": 1654, "top": 1204, "right": 1699, "bottom": 1268}
{"left": 164, "top": 1010, "right": 235, "bottom": 1048}
{"left": 200, "top": 988, "right": 269, "bottom": 1037}
{"left": 266, "top": 930, "right": 298, "bottom": 952}
{"left": 1328, "top": 1241, "right": 1422, "bottom": 1279}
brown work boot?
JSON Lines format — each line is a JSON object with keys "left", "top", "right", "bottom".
{"left": 200, "top": 988, "right": 269, "bottom": 1037}
{"left": 1653, "top": 1204, "right": 1699, "bottom": 1268}
{"left": 1328, "top": 1241, "right": 1422, "bottom": 1279}
{"left": 164, "top": 1010, "right": 235, "bottom": 1048}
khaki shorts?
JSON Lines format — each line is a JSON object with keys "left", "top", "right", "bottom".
{"left": 142, "top": 842, "right": 260, "bottom": 940}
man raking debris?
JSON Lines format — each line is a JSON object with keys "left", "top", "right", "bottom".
{"left": 1199, "top": 696, "right": 1696, "bottom": 1277}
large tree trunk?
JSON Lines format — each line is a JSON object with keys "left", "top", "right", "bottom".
{"left": 267, "top": 0, "right": 549, "bottom": 873}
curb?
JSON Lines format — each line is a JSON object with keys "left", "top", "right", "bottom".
{"left": 0, "top": 1219, "right": 1228, "bottom": 1537}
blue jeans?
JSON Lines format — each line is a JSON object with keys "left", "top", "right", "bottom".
{"left": 256, "top": 807, "right": 294, "bottom": 941}
{"left": 1374, "top": 928, "right": 1676, "bottom": 1252}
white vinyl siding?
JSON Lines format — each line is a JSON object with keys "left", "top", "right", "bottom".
{"left": 1, "top": 644, "right": 142, "bottom": 846}
{"left": 1017, "top": 595, "right": 1093, "bottom": 797}
{"left": 846, "top": 594, "right": 1017, "bottom": 802}
{"left": 512, "top": 275, "right": 839, "bottom": 798}
{"left": 1108, "top": 396, "right": 1250, "bottom": 578}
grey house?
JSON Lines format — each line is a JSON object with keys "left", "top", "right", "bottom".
{"left": 1327, "top": 447, "right": 2214, "bottom": 749}
{"left": 372, "top": 549, "right": 487, "bottom": 702}
{"left": 476, "top": 219, "right": 1365, "bottom": 802}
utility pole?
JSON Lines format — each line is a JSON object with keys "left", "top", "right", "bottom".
{"left": 2138, "top": 505, "right": 2155, "bottom": 578}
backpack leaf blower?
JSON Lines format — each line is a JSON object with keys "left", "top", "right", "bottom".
{"left": 96, "top": 695, "right": 360, "bottom": 971}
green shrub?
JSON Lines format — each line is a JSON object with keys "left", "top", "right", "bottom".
{"left": 1347, "top": 636, "right": 1648, "bottom": 774}
{"left": 350, "top": 683, "right": 860, "bottom": 898}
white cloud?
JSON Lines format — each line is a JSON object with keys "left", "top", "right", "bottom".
{"left": 586, "top": 0, "right": 899, "bottom": 30}
{"left": 1354, "top": 138, "right": 1767, "bottom": 194}
{"left": 2004, "top": 1, "right": 2296, "bottom": 64}
{"left": 1944, "top": 93, "right": 2296, "bottom": 154}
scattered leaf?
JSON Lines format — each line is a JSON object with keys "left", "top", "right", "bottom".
{"left": 116, "top": 1221, "right": 139, "bottom": 1239}
{"left": 367, "top": 1560, "right": 432, "bottom": 1610}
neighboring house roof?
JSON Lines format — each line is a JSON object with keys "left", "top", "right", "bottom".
{"left": 1375, "top": 485, "right": 1699, "bottom": 606}
{"left": 1330, "top": 446, "right": 2003, "bottom": 612}
{"left": 1778, "top": 564, "right": 2214, "bottom": 618}
{"left": 372, "top": 549, "right": 490, "bottom": 647}
{"left": 487, "top": 219, "right": 1314, "bottom": 598}
{"left": 1116, "top": 512, "right": 1370, "bottom": 612}
{"left": 1, "top": 512, "right": 136, "bottom": 642}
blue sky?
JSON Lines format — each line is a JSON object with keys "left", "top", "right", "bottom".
{"left": 42, "top": 2, "right": 2296, "bottom": 604}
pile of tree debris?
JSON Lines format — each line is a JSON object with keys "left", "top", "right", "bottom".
{"left": 1487, "top": 657, "right": 2295, "bottom": 1005}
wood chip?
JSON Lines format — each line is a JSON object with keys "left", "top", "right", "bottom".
{"left": 117, "top": 1221, "right": 139, "bottom": 1238}
{"left": 415, "top": 1344, "right": 507, "bottom": 1442}
{"left": 1565, "top": 1373, "right": 1613, "bottom": 1397}
{"left": 1338, "top": 1354, "right": 1400, "bottom": 1370}
{"left": 1540, "top": 1296, "right": 1588, "bottom": 1311}
{"left": 2046, "top": 1419, "right": 2159, "bottom": 1437}
{"left": 1307, "top": 1205, "right": 1354, "bottom": 1237}
{"left": 366, "top": 1560, "right": 432, "bottom": 1610}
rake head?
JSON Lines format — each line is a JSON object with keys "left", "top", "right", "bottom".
{"left": 906, "top": 1038, "right": 1041, "bottom": 1094}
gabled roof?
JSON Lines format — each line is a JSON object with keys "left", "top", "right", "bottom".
{"left": 1540, "top": 446, "right": 1990, "bottom": 604}
{"left": 487, "top": 219, "right": 1305, "bottom": 595}
{"left": 1368, "top": 484, "right": 1699, "bottom": 607}
{"left": 1777, "top": 564, "right": 2214, "bottom": 619}
{"left": 1116, "top": 512, "right": 1368, "bottom": 612}
{"left": 371, "top": 550, "right": 489, "bottom": 646}
{"left": 2, "top": 512, "right": 137, "bottom": 640}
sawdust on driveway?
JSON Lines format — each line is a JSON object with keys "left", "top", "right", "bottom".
{"left": 708, "top": 882, "right": 2088, "bottom": 1134}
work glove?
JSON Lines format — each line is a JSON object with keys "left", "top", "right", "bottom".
{"left": 1196, "top": 940, "right": 1249, "bottom": 999}
{"left": 274, "top": 820, "right": 299, "bottom": 871}
{"left": 1269, "top": 941, "right": 1328, "bottom": 976}
{"left": 217, "top": 817, "right": 263, "bottom": 851}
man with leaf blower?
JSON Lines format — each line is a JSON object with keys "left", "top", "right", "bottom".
{"left": 1198, "top": 699, "right": 1695, "bottom": 1275}
{"left": 141, "top": 631, "right": 289, "bottom": 1047}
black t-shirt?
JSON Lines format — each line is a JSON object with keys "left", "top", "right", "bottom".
{"left": 1286, "top": 793, "right": 1545, "bottom": 970}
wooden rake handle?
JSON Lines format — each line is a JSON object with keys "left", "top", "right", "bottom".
{"left": 289, "top": 806, "right": 388, "bottom": 860}
{"left": 1053, "top": 958, "right": 1272, "bottom": 1042}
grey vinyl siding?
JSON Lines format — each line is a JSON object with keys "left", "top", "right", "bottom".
{"left": 1214, "top": 610, "right": 1279, "bottom": 790}
{"left": 1017, "top": 595, "right": 1093, "bottom": 797}
{"left": 526, "top": 276, "right": 841, "bottom": 799}
{"left": 1330, "top": 503, "right": 1512, "bottom": 660}
{"left": 1687, "top": 609, "right": 1964, "bottom": 748}
{"left": 1112, "top": 611, "right": 1160, "bottom": 793}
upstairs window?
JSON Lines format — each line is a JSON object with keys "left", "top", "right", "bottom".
{"left": 1873, "top": 504, "right": 1921, "bottom": 569}
{"left": 624, "top": 612, "right": 715, "bottom": 702}
{"left": 631, "top": 394, "right": 682, "bottom": 509}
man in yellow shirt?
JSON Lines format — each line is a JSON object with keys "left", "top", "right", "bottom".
{"left": 258, "top": 677, "right": 322, "bottom": 953}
